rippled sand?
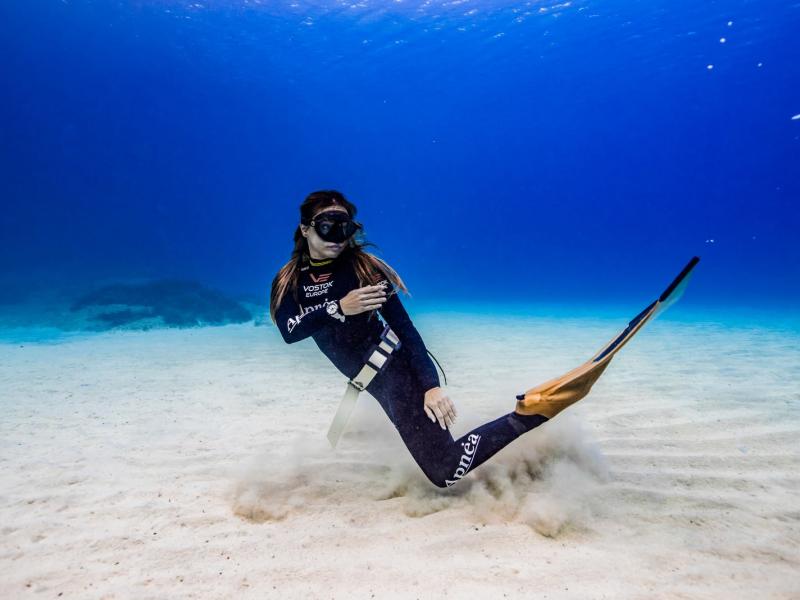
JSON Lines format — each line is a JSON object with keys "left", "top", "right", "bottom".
{"left": 1, "top": 313, "right": 798, "bottom": 598}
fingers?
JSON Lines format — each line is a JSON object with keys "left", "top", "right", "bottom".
{"left": 443, "top": 411, "right": 454, "bottom": 430}
{"left": 359, "top": 288, "right": 387, "bottom": 300}
{"left": 344, "top": 285, "right": 384, "bottom": 301}
{"left": 439, "top": 395, "right": 456, "bottom": 429}
{"left": 360, "top": 285, "right": 385, "bottom": 294}
{"left": 357, "top": 286, "right": 387, "bottom": 311}
{"left": 340, "top": 285, "right": 388, "bottom": 316}
{"left": 425, "top": 394, "right": 457, "bottom": 431}
{"left": 431, "top": 404, "right": 447, "bottom": 430}
{"left": 444, "top": 395, "right": 457, "bottom": 427}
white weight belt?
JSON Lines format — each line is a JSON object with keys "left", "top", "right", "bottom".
{"left": 327, "top": 325, "right": 401, "bottom": 448}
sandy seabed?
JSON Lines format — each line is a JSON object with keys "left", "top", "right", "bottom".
{"left": 1, "top": 312, "right": 799, "bottom": 599}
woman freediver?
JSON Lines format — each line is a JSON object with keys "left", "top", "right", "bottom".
{"left": 269, "top": 189, "right": 556, "bottom": 488}
{"left": 269, "top": 190, "right": 698, "bottom": 488}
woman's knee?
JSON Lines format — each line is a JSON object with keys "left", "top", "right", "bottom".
{"left": 408, "top": 449, "right": 453, "bottom": 488}
{"left": 421, "top": 467, "right": 450, "bottom": 488}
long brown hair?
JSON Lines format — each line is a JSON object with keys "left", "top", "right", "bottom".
{"left": 269, "top": 190, "right": 410, "bottom": 323}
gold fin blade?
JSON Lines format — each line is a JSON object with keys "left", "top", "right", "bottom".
{"left": 515, "top": 257, "right": 700, "bottom": 419}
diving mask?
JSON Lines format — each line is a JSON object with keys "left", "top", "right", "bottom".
{"left": 303, "top": 210, "right": 362, "bottom": 243}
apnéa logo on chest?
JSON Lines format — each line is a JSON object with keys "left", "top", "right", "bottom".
{"left": 445, "top": 433, "right": 482, "bottom": 487}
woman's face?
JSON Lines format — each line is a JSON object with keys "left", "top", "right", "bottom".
{"left": 300, "top": 205, "right": 351, "bottom": 260}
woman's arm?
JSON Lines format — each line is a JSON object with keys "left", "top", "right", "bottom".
{"left": 378, "top": 288, "right": 441, "bottom": 393}
{"left": 274, "top": 291, "right": 343, "bottom": 344}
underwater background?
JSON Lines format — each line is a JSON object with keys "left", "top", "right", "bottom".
{"left": 2, "top": 0, "right": 799, "bottom": 329}
{"left": 4, "top": 4, "right": 800, "bottom": 594}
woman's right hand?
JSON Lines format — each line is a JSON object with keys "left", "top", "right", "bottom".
{"left": 339, "top": 284, "right": 387, "bottom": 316}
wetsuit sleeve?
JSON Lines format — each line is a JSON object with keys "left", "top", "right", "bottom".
{"left": 379, "top": 291, "right": 441, "bottom": 393}
{"left": 274, "top": 291, "right": 343, "bottom": 344}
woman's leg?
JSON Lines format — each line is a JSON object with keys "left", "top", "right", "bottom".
{"left": 367, "top": 358, "right": 548, "bottom": 488}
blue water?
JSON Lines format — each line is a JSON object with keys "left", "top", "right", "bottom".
{"left": 2, "top": 0, "right": 799, "bottom": 321}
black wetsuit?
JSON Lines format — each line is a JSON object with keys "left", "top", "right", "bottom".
{"left": 274, "top": 254, "right": 547, "bottom": 488}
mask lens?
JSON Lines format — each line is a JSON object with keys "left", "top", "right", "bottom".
{"left": 312, "top": 212, "right": 360, "bottom": 243}
{"left": 316, "top": 220, "right": 335, "bottom": 237}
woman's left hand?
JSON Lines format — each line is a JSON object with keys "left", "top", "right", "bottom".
{"left": 423, "top": 387, "right": 457, "bottom": 430}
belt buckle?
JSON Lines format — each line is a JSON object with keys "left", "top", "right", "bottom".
{"left": 349, "top": 378, "right": 366, "bottom": 392}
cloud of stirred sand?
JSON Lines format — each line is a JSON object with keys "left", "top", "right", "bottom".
{"left": 230, "top": 404, "right": 608, "bottom": 538}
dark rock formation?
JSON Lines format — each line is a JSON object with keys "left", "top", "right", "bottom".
{"left": 71, "top": 280, "right": 252, "bottom": 329}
